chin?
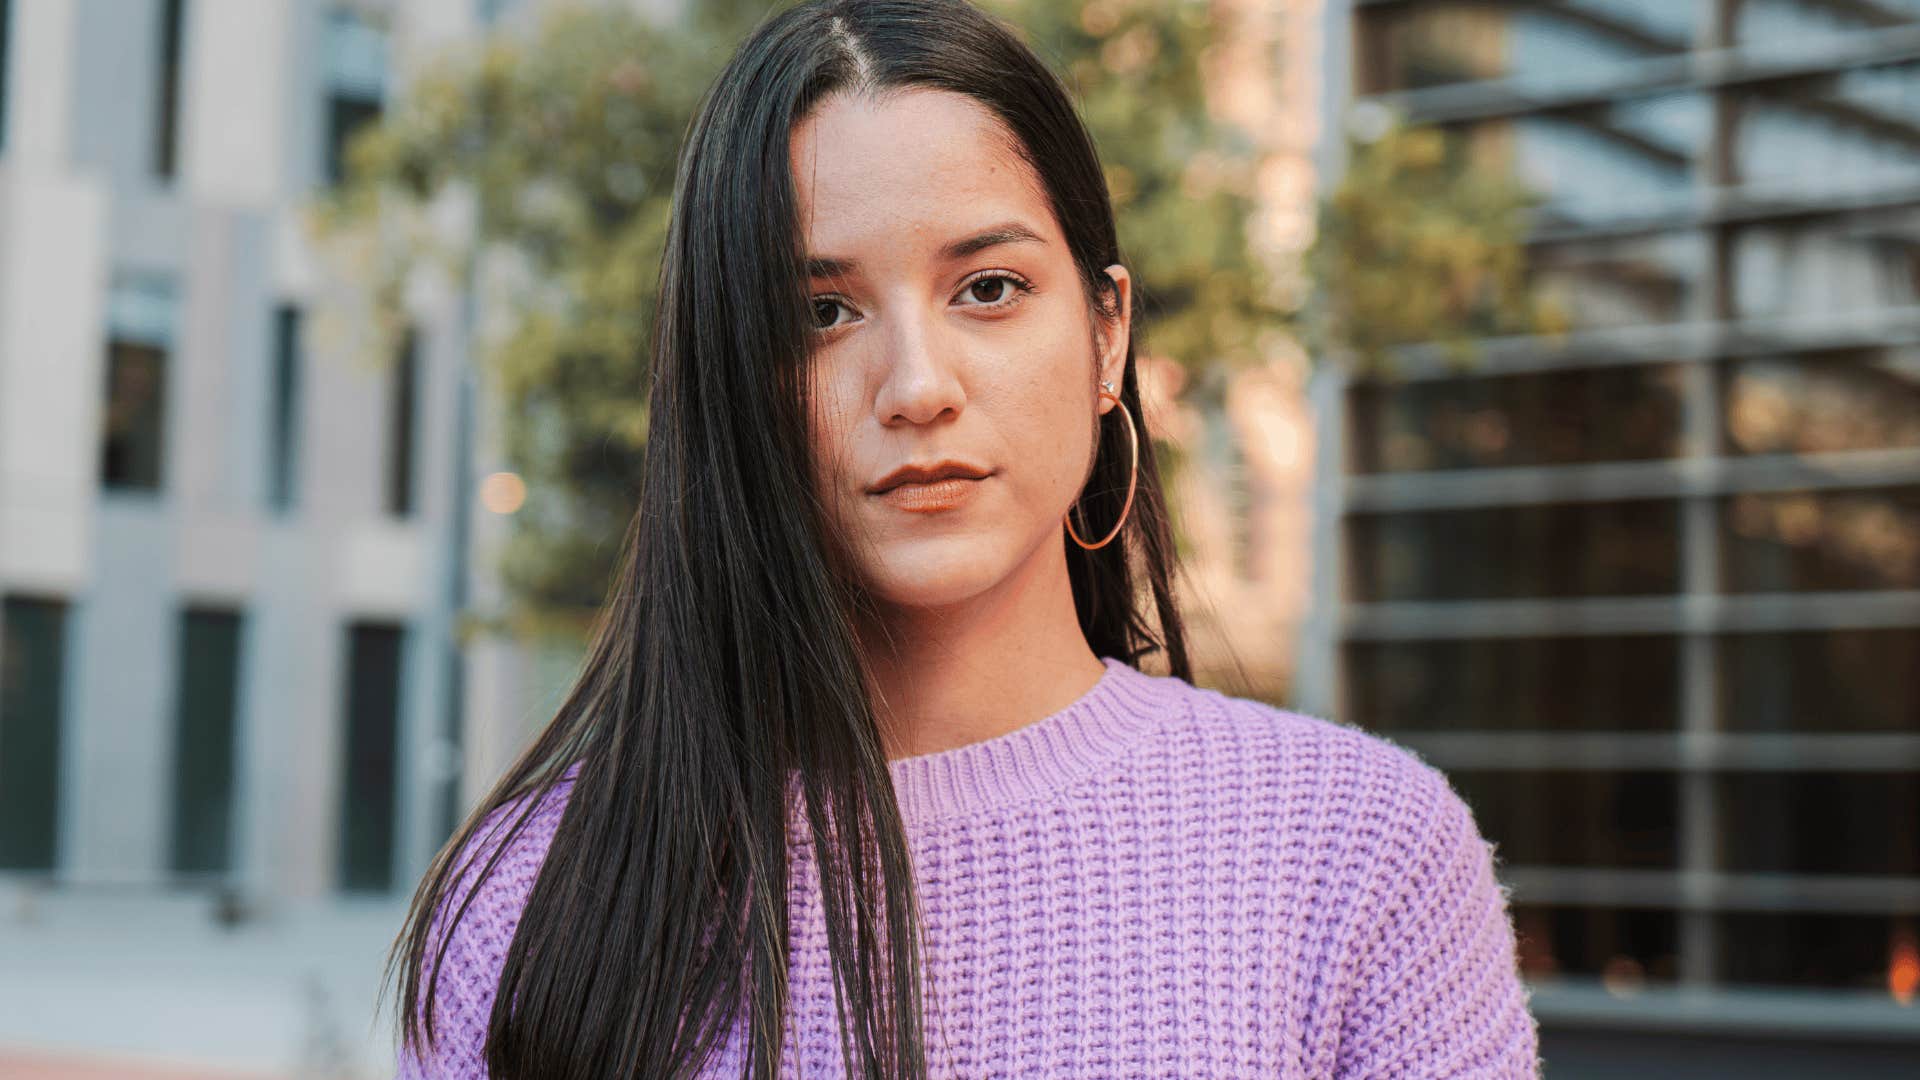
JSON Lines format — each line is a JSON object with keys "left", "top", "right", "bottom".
{"left": 860, "top": 540, "right": 1012, "bottom": 611}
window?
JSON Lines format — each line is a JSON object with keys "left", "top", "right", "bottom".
{"left": 1718, "top": 773, "right": 1920, "bottom": 877}
{"left": 322, "top": 7, "right": 386, "bottom": 187}
{"left": 169, "top": 607, "right": 243, "bottom": 875}
{"left": 1348, "top": 364, "right": 1686, "bottom": 474}
{"left": 1347, "top": 499, "right": 1681, "bottom": 602}
{"left": 100, "top": 341, "right": 169, "bottom": 490}
{"left": 1720, "top": 628, "right": 1920, "bottom": 733}
{"left": 153, "top": 0, "right": 186, "bottom": 180}
{"left": 1346, "top": 635, "right": 1681, "bottom": 732}
{"left": 268, "top": 304, "right": 303, "bottom": 513}
{"left": 1717, "top": 912, "right": 1919, "bottom": 991}
{"left": 100, "top": 276, "right": 177, "bottom": 493}
{"left": 1721, "top": 349, "right": 1920, "bottom": 457}
{"left": 338, "top": 620, "right": 404, "bottom": 893}
{"left": 0, "top": 0, "right": 13, "bottom": 155}
{"left": 0, "top": 596, "right": 69, "bottom": 871}
{"left": 386, "top": 326, "right": 419, "bottom": 518}
{"left": 1720, "top": 486, "right": 1920, "bottom": 593}
{"left": 1513, "top": 904, "right": 1681, "bottom": 984}
{"left": 1451, "top": 769, "right": 1682, "bottom": 870}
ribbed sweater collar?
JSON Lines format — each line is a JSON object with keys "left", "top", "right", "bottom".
{"left": 884, "top": 655, "right": 1164, "bottom": 828}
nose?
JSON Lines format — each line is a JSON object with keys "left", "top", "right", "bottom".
{"left": 871, "top": 302, "right": 965, "bottom": 427}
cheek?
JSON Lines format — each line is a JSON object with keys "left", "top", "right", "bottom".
{"left": 987, "top": 326, "right": 1096, "bottom": 498}
{"left": 805, "top": 366, "right": 860, "bottom": 491}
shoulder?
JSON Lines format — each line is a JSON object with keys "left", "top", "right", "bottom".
{"left": 1155, "top": 673, "right": 1469, "bottom": 823}
{"left": 1152, "top": 675, "right": 1497, "bottom": 901}
{"left": 399, "top": 768, "right": 580, "bottom": 1078}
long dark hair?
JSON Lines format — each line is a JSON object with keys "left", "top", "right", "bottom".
{"left": 388, "top": 1, "right": 1192, "bottom": 1076}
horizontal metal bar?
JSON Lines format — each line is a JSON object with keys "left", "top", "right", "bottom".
{"left": 1526, "top": 979, "right": 1920, "bottom": 1040}
{"left": 1388, "top": 732, "right": 1920, "bottom": 771}
{"left": 1342, "top": 590, "right": 1920, "bottom": 638}
{"left": 1500, "top": 866, "right": 1920, "bottom": 914}
{"left": 1356, "top": 23, "right": 1920, "bottom": 125}
{"left": 1525, "top": 173, "right": 1920, "bottom": 245}
{"left": 1345, "top": 304, "right": 1920, "bottom": 383}
{"left": 1343, "top": 447, "right": 1920, "bottom": 513}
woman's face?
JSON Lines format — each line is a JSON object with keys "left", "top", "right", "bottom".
{"left": 790, "top": 88, "right": 1131, "bottom": 614}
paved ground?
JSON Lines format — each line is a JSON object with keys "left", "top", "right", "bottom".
{"left": 0, "top": 888, "right": 406, "bottom": 1079}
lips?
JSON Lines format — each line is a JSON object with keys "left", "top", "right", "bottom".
{"left": 867, "top": 460, "right": 993, "bottom": 495}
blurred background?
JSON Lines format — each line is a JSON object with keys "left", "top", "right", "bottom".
{"left": 0, "top": 0, "right": 1914, "bottom": 1076}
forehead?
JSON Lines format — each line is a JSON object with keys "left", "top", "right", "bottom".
{"left": 789, "top": 88, "right": 1053, "bottom": 255}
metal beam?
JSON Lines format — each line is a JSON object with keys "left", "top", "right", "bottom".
{"left": 1355, "top": 304, "right": 1920, "bottom": 382}
{"left": 1342, "top": 589, "right": 1920, "bottom": 639}
{"left": 1388, "top": 732, "right": 1920, "bottom": 772}
{"left": 1345, "top": 447, "right": 1920, "bottom": 513}
{"left": 1365, "top": 24, "right": 1920, "bottom": 124}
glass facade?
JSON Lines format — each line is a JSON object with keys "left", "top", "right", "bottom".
{"left": 1331, "top": 0, "right": 1920, "bottom": 1034}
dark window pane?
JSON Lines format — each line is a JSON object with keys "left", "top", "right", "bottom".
{"left": 0, "top": 0, "right": 12, "bottom": 153}
{"left": 101, "top": 340, "right": 168, "bottom": 491}
{"left": 1722, "top": 350, "right": 1920, "bottom": 457}
{"left": 0, "top": 596, "right": 68, "bottom": 870}
{"left": 1720, "top": 629, "right": 1920, "bottom": 733}
{"left": 1719, "top": 773, "right": 1920, "bottom": 876}
{"left": 1450, "top": 770, "right": 1681, "bottom": 869}
{"left": 386, "top": 327, "right": 418, "bottom": 518}
{"left": 1348, "top": 500, "right": 1679, "bottom": 602}
{"left": 325, "top": 95, "right": 381, "bottom": 187}
{"left": 1348, "top": 364, "right": 1684, "bottom": 474}
{"left": 170, "top": 607, "right": 243, "bottom": 875}
{"left": 1512, "top": 903, "right": 1681, "bottom": 984}
{"left": 1346, "top": 635, "right": 1679, "bottom": 732}
{"left": 1730, "top": 61, "right": 1920, "bottom": 195}
{"left": 1531, "top": 231, "right": 1708, "bottom": 330}
{"left": 1720, "top": 486, "right": 1920, "bottom": 592}
{"left": 1736, "top": 1, "right": 1920, "bottom": 48}
{"left": 1719, "top": 912, "right": 1919, "bottom": 992}
{"left": 268, "top": 304, "right": 302, "bottom": 513}
{"left": 338, "top": 621, "right": 404, "bottom": 893}
{"left": 152, "top": 0, "right": 185, "bottom": 179}
{"left": 1730, "top": 211, "right": 1920, "bottom": 322}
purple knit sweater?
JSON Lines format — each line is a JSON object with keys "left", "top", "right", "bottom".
{"left": 398, "top": 656, "right": 1542, "bottom": 1077}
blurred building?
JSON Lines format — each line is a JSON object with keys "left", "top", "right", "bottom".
{"left": 0, "top": 0, "right": 589, "bottom": 1073}
{"left": 1308, "top": 0, "right": 1920, "bottom": 1074}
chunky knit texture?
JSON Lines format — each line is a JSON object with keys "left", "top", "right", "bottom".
{"left": 398, "top": 656, "right": 1542, "bottom": 1078}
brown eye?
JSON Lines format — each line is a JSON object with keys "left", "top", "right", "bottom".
{"left": 969, "top": 277, "right": 1009, "bottom": 303}
{"left": 812, "top": 299, "right": 844, "bottom": 329}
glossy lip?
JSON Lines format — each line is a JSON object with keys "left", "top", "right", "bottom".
{"left": 866, "top": 459, "right": 993, "bottom": 495}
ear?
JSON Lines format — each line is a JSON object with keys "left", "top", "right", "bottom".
{"left": 1095, "top": 263, "right": 1132, "bottom": 414}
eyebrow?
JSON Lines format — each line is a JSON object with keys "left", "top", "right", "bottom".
{"left": 805, "top": 221, "right": 1047, "bottom": 279}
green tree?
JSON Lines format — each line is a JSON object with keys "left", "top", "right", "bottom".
{"left": 1305, "top": 109, "right": 1567, "bottom": 377}
{"left": 307, "top": 0, "right": 1284, "bottom": 642}
{"left": 308, "top": 5, "right": 739, "bottom": 640}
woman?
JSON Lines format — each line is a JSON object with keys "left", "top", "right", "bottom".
{"left": 390, "top": 1, "right": 1541, "bottom": 1077}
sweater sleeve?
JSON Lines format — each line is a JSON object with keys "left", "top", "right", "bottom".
{"left": 1334, "top": 760, "right": 1542, "bottom": 1079}
{"left": 396, "top": 787, "right": 566, "bottom": 1080}
{"left": 395, "top": 874, "right": 500, "bottom": 1080}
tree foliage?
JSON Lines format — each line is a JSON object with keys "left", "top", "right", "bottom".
{"left": 1305, "top": 111, "right": 1567, "bottom": 376}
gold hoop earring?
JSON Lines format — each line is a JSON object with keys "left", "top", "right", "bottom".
{"left": 1066, "top": 378, "right": 1139, "bottom": 551}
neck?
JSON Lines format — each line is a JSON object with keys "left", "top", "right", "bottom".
{"left": 857, "top": 537, "right": 1104, "bottom": 762}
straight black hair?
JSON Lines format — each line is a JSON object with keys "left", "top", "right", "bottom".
{"left": 388, "top": 1, "right": 1192, "bottom": 1076}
